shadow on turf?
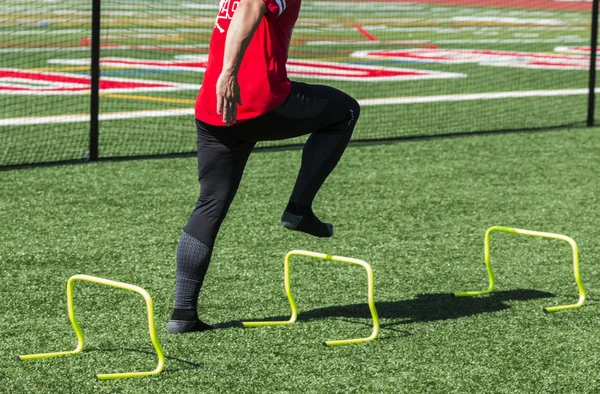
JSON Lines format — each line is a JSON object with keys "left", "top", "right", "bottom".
{"left": 221, "top": 289, "right": 554, "bottom": 331}
{"left": 86, "top": 347, "right": 201, "bottom": 373}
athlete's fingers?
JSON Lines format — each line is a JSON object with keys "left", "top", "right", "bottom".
{"left": 226, "top": 98, "right": 235, "bottom": 126}
{"left": 216, "top": 93, "right": 223, "bottom": 115}
{"left": 222, "top": 98, "right": 229, "bottom": 125}
{"left": 230, "top": 100, "right": 236, "bottom": 125}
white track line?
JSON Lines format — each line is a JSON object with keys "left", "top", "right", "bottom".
{"left": 0, "top": 48, "right": 93, "bottom": 53}
{"left": 1, "top": 88, "right": 595, "bottom": 127}
{"left": 306, "top": 38, "right": 589, "bottom": 46}
{"left": 0, "top": 45, "right": 208, "bottom": 53}
{"left": 0, "top": 108, "right": 195, "bottom": 126}
{"left": 358, "top": 89, "right": 592, "bottom": 106}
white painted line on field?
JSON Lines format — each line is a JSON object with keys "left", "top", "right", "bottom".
{"left": 306, "top": 38, "right": 589, "bottom": 46}
{"left": 0, "top": 28, "right": 214, "bottom": 35}
{"left": 0, "top": 108, "right": 196, "bottom": 126}
{"left": 0, "top": 44, "right": 208, "bottom": 53}
{"left": 451, "top": 16, "right": 566, "bottom": 25}
{"left": 0, "top": 48, "right": 92, "bottom": 53}
{"left": 181, "top": 3, "right": 219, "bottom": 9}
{"left": 434, "top": 38, "right": 589, "bottom": 44}
{"left": 359, "top": 89, "right": 593, "bottom": 106}
{"left": 1, "top": 88, "right": 597, "bottom": 127}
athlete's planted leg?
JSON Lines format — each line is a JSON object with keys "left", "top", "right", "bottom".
{"left": 169, "top": 126, "right": 254, "bottom": 334}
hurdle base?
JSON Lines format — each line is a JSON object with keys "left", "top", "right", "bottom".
{"left": 544, "top": 303, "right": 585, "bottom": 313}
{"left": 454, "top": 290, "right": 492, "bottom": 298}
{"left": 242, "top": 321, "right": 294, "bottom": 328}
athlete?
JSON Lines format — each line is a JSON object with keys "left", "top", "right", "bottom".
{"left": 168, "top": 0, "right": 361, "bottom": 333}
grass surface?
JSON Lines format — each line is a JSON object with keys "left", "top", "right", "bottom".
{"left": 1, "top": 126, "right": 600, "bottom": 392}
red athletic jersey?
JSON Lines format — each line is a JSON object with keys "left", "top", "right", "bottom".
{"left": 195, "top": 0, "right": 301, "bottom": 125}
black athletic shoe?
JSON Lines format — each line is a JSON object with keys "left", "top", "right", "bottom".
{"left": 281, "top": 210, "right": 334, "bottom": 238}
{"left": 167, "top": 319, "right": 216, "bottom": 334}
{"left": 168, "top": 308, "right": 216, "bottom": 334}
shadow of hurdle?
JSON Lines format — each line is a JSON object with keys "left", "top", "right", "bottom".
{"left": 220, "top": 289, "right": 554, "bottom": 333}
{"left": 86, "top": 347, "right": 202, "bottom": 374}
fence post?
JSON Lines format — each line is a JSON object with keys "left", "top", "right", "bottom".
{"left": 89, "top": 0, "right": 101, "bottom": 161}
{"left": 587, "top": 0, "right": 599, "bottom": 127}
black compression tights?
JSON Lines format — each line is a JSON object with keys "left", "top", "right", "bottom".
{"left": 173, "top": 82, "right": 360, "bottom": 313}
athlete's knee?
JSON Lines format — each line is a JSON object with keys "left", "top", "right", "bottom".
{"left": 183, "top": 198, "right": 230, "bottom": 247}
{"left": 347, "top": 96, "right": 360, "bottom": 125}
{"left": 335, "top": 90, "right": 359, "bottom": 127}
{"left": 337, "top": 95, "right": 359, "bottom": 136}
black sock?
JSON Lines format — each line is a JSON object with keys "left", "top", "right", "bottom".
{"left": 170, "top": 309, "right": 198, "bottom": 321}
{"left": 173, "top": 232, "right": 212, "bottom": 311}
{"left": 282, "top": 201, "right": 333, "bottom": 237}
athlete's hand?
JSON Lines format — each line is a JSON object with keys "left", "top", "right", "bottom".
{"left": 216, "top": 71, "right": 242, "bottom": 126}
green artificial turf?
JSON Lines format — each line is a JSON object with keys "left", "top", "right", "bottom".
{"left": 1, "top": 126, "right": 599, "bottom": 392}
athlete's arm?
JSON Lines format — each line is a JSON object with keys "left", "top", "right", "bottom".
{"left": 216, "top": 0, "right": 268, "bottom": 126}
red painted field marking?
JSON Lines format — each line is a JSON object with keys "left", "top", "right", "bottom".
{"left": 0, "top": 68, "right": 198, "bottom": 94}
{"left": 352, "top": 48, "right": 592, "bottom": 70}
{"left": 354, "top": 25, "right": 378, "bottom": 42}
{"left": 48, "top": 57, "right": 466, "bottom": 82}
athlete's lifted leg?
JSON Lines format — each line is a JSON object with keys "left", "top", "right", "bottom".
{"left": 266, "top": 83, "right": 361, "bottom": 237}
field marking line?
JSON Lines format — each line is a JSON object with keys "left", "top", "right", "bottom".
{"left": 0, "top": 48, "right": 93, "bottom": 53}
{"left": 301, "top": 56, "right": 355, "bottom": 62}
{"left": 0, "top": 108, "right": 196, "bottom": 126}
{"left": 98, "top": 93, "right": 196, "bottom": 104}
{"left": 1, "top": 88, "right": 596, "bottom": 127}
{"left": 0, "top": 45, "right": 210, "bottom": 53}
{"left": 33, "top": 66, "right": 141, "bottom": 72}
{"left": 354, "top": 25, "right": 378, "bottom": 41}
{"left": 32, "top": 66, "right": 92, "bottom": 72}
{"left": 358, "top": 89, "right": 591, "bottom": 106}
{"left": 306, "top": 38, "right": 589, "bottom": 46}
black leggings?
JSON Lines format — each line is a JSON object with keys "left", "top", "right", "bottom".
{"left": 184, "top": 81, "right": 360, "bottom": 247}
